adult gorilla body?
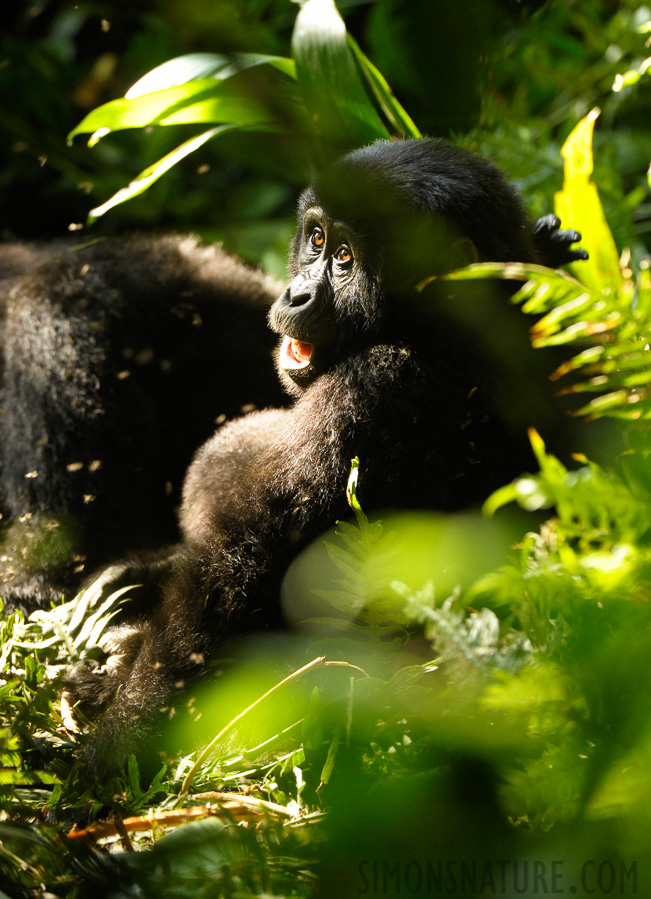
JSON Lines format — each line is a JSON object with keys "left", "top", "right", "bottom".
{"left": 0, "top": 236, "right": 285, "bottom": 612}
{"left": 65, "top": 137, "right": 586, "bottom": 775}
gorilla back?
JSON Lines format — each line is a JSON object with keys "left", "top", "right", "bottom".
{"left": 64, "top": 138, "right": 585, "bottom": 775}
{"left": 0, "top": 235, "right": 285, "bottom": 612}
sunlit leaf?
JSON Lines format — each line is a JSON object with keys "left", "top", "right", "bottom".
{"left": 554, "top": 108, "right": 623, "bottom": 295}
{"left": 125, "top": 52, "right": 296, "bottom": 99}
{"left": 636, "top": 261, "right": 651, "bottom": 318}
{"left": 612, "top": 56, "right": 651, "bottom": 92}
{"left": 69, "top": 74, "right": 289, "bottom": 145}
{"left": 292, "top": 0, "right": 390, "bottom": 151}
{"left": 181, "top": 656, "right": 330, "bottom": 794}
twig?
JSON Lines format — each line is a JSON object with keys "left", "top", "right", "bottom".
{"left": 67, "top": 792, "right": 283, "bottom": 844}
{"left": 191, "top": 791, "right": 292, "bottom": 818}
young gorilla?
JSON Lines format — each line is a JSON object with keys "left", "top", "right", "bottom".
{"left": 0, "top": 236, "right": 286, "bottom": 612}
{"left": 68, "top": 138, "right": 586, "bottom": 775}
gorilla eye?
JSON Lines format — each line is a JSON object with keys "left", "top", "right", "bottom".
{"left": 335, "top": 245, "right": 352, "bottom": 264}
{"left": 310, "top": 227, "right": 325, "bottom": 250}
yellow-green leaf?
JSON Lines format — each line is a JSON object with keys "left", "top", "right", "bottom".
{"left": 69, "top": 72, "right": 298, "bottom": 145}
{"left": 554, "top": 108, "right": 623, "bottom": 296}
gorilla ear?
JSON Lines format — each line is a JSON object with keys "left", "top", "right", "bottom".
{"left": 450, "top": 237, "right": 479, "bottom": 270}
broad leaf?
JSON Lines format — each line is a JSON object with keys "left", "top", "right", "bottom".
{"left": 69, "top": 71, "right": 298, "bottom": 145}
{"left": 124, "top": 52, "right": 296, "bottom": 99}
{"left": 292, "top": 0, "right": 390, "bottom": 152}
{"left": 554, "top": 108, "right": 623, "bottom": 295}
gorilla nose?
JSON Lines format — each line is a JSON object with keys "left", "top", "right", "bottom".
{"left": 287, "top": 282, "right": 313, "bottom": 307}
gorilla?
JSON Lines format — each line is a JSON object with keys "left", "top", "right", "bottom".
{"left": 0, "top": 235, "right": 286, "bottom": 612}
{"left": 57, "top": 137, "right": 586, "bottom": 777}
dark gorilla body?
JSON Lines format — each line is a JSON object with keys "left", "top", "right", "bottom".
{"left": 0, "top": 236, "right": 285, "bottom": 612}
{"left": 4, "top": 139, "right": 585, "bottom": 774}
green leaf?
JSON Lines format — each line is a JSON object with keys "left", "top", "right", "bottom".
{"left": 612, "top": 56, "right": 651, "bottom": 92}
{"left": 347, "top": 35, "right": 421, "bottom": 138}
{"left": 69, "top": 75, "right": 282, "bottom": 145}
{"left": 345, "top": 455, "right": 363, "bottom": 518}
{"left": 0, "top": 769, "right": 60, "bottom": 785}
{"left": 73, "top": 584, "right": 133, "bottom": 649}
{"left": 635, "top": 262, "right": 651, "bottom": 319}
{"left": 124, "top": 52, "right": 296, "bottom": 99}
{"left": 443, "top": 259, "right": 651, "bottom": 419}
{"left": 575, "top": 390, "right": 651, "bottom": 419}
{"left": 291, "top": 0, "right": 390, "bottom": 151}
{"left": 442, "top": 260, "right": 581, "bottom": 292}
{"left": 303, "top": 616, "right": 358, "bottom": 632}
{"left": 127, "top": 754, "right": 142, "bottom": 800}
{"left": 319, "top": 726, "right": 341, "bottom": 786}
{"left": 87, "top": 126, "right": 229, "bottom": 223}
{"left": 313, "top": 587, "right": 366, "bottom": 615}
{"left": 554, "top": 108, "right": 623, "bottom": 295}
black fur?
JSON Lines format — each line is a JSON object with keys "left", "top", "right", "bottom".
{"left": 0, "top": 235, "right": 285, "bottom": 612}
{"left": 61, "top": 138, "right": 585, "bottom": 776}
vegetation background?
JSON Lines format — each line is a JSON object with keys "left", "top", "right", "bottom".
{"left": 2, "top": 0, "right": 651, "bottom": 896}
{"left": 6, "top": 0, "right": 650, "bottom": 270}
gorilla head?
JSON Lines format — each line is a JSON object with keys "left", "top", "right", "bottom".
{"left": 269, "top": 138, "right": 562, "bottom": 394}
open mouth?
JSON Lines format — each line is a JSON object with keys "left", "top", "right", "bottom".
{"left": 279, "top": 335, "right": 313, "bottom": 370}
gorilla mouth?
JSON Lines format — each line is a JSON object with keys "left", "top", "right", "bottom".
{"left": 280, "top": 335, "right": 313, "bottom": 370}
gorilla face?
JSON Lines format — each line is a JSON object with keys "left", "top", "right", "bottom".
{"left": 268, "top": 152, "right": 455, "bottom": 392}
{"left": 269, "top": 191, "right": 385, "bottom": 391}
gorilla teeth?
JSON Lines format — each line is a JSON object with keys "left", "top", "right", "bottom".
{"left": 280, "top": 335, "right": 312, "bottom": 369}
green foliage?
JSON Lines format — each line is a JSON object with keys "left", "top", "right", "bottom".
{"left": 6, "top": 1, "right": 651, "bottom": 896}
{"left": 69, "top": 0, "right": 419, "bottom": 222}
{"left": 554, "top": 108, "right": 623, "bottom": 294}
{"left": 291, "top": 0, "right": 389, "bottom": 149}
{"left": 612, "top": 15, "right": 651, "bottom": 93}
{"left": 85, "top": 124, "right": 239, "bottom": 223}
{"left": 474, "top": 0, "right": 651, "bottom": 261}
{"left": 305, "top": 458, "right": 411, "bottom": 656}
{"left": 446, "top": 108, "right": 651, "bottom": 421}
{"left": 0, "top": 571, "right": 144, "bottom": 824}
{"left": 7, "top": 449, "right": 651, "bottom": 892}
{"left": 446, "top": 255, "right": 651, "bottom": 419}
{"left": 468, "top": 441, "right": 651, "bottom": 838}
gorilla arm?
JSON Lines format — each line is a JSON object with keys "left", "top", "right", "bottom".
{"left": 78, "top": 342, "right": 431, "bottom": 776}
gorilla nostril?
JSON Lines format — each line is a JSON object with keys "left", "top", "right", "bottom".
{"left": 289, "top": 290, "right": 312, "bottom": 307}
